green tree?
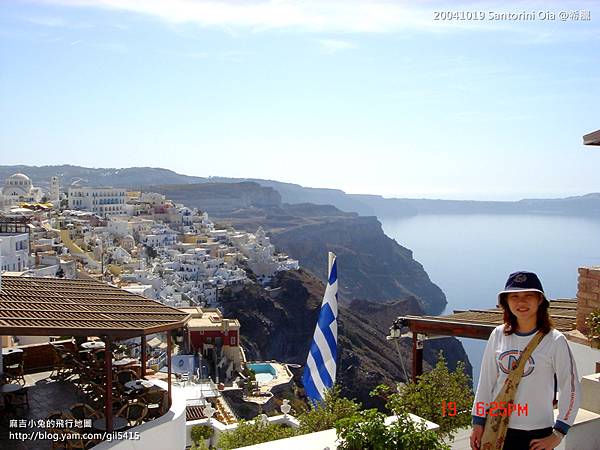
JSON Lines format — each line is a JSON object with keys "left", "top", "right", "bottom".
{"left": 297, "top": 385, "right": 362, "bottom": 434}
{"left": 374, "top": 352, "right": 473, "bottom": 439}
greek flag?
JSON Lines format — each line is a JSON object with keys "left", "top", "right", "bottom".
{"left": 303, "top": 252, "right": 338, "bottom": 403}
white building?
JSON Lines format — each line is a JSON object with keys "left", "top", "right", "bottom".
{"left": 139, "top": 227, "right": 178, "bottom": 248}
{"left": 0, "top": 232, "right": 29, "bottom": 272}
{"left": 68, "top": 187, "right": 127, "bottom": 216}
{"left": 2, "top": 173, "right": 43, "bottom": 203}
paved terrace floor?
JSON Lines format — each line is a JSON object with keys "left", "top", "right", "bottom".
{"left": 0, "top": 371, "right": 82, "bottom": 450}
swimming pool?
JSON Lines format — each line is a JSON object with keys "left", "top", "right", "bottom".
{"left": 247, "top": 363, "right": 277, "bottom": 384}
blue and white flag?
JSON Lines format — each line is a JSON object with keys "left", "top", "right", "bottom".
{"left": 303, "top": 252, "right": 338, "bottom": 403}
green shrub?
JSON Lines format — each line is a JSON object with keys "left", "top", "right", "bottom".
{"left": 336, "top": 408, "right": 450, "bottom": 450}
{"left": 217, "top": 419, "right": 297, "bottom": 450}
{"left": 297, "top": 385, "right": 361, "bottom": 433}
{"left": 586, "top": 309, "right": 600, "bottom": 342}
{"left": 190, "top": 424, "right": 213, "bottom": 444}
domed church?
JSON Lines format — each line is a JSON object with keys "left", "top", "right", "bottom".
{"left": 2, "top": 173, "right": 43, "bottom": 202}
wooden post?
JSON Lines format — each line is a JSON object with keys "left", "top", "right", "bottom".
{"left": 141, "top": 334, "right": 147, "bottom": 378}
{"left": 412, "top": 333, "right": 423, "bottom": 382}
{"left": 167, "top": 330, "right": 172, "bottom": 409}
{"left": 104, "top": 336, "right": 113, "bottom": 432}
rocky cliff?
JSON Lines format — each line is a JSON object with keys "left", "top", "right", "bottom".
{"left": 220, "top": 269, "right": 471, "bottom": 409}
{"left": 269, "top": 214, "right": 446, "bottom": 314}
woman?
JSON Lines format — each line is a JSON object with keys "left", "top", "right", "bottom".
{"left": 470, "top": 271, "right": 580, "bottom": 450}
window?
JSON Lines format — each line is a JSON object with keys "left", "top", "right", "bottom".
{"left": 230, "top": 337, "right": 236, "bottom": 346}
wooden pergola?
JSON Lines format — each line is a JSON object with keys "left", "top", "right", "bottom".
{"left": 0, "top": 275, "right": 191, "bottom": 431}
{"left": 583, "top": 129, "right": 600, "bottom": 146}
{"left": 397, "top": 299, "right": 578, "bottom": 382}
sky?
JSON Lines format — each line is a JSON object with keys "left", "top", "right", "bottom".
{"left": 2, "top": 0, "right": 600, "bottom": 200}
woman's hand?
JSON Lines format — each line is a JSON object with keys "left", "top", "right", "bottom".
{"left": 529, "top": 433, "right": 562, "bottom": 450}
{"left": 470, "top": 424, "right": 483, "bottom": 450}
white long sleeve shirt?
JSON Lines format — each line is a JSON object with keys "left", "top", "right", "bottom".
{"left": 471, "top": 325, "right": 580, "bottom": 434}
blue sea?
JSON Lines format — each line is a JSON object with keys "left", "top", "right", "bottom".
{"left": 379, "top": 214, "right": 600, "bottom": 385}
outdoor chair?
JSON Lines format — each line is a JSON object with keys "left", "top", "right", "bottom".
{"left": 116, "top": 402, "right": 148, "bottom": 427}
{"left": 116, "top": 369, "right": 138, "bottom": 386}
{"left": 64, "top": 431, "right": 97, "bottom": 450}
{"left": 89, "top": 349, "right": 106, "bottom": 369}
{"left": 142, "top": 388, "right": 166, "bottom": 419}
{"left": 3, "top": 385, "right": 29, "bottom": 412}
{"left": 45, "top": 411, "right": 70, "bottom": 450}
{"left": 116, "top": 370, "right": 139, "bottom": 396}
{"left": 69, "top": 403, "right": 104, "bottom": 421}
{"left": 180, "top": 372, "right": 189, "bottom": 385}
{"left": 51, "top": 344, "right": 77, "bottom": 380}
{"left": 4, "top": 350, "right": 26, "bottom": 385}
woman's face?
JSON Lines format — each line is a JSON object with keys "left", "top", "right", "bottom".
{"left": 506, "top": 291, "right": 542, "bottom": 323}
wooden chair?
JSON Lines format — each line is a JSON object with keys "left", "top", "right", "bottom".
{"left": 4, "top": 351, "right": 26, "bottom": 384}
{"left": 69, "top": 403, "right": 104, "bottom": 421}
{"left": 116, "top": 369, "right": 138, "bottom": 386}
{"left": 45, "top": 411, "right": 69, "bottom": 450}
{"left": 51, "top": 344, "right": 76, "bottom": 380}
{"left": 116, "top": 402, "right": 148, "bottom": 427}
{"left": 142, "top": 388, "right": 166, "bottom": 419}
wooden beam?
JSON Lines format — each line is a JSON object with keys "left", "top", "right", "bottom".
{"left": 141, "top": 334, "right": 147, "bottom": 378}
{"left": 167, "top": 330, "right": 172, "bottom": 409}
{"left": 104, "top": 335, "right": 113, "bottom": 433}
{"left": 411, "top": 333, "right": 423, "bottom": 382}
{"left": 402, "top": 316, "right": 496, "bottom": 340}
{"left": 0, "top": 319, "right": 191, "bottom": 338}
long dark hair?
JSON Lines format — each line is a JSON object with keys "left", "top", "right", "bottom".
{"left": 499, "top": 292, "right": 554, "bottom": 335}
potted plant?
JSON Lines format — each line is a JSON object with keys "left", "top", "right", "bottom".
{"left": 586, "top": 309, "right": 600, "bottom": 349}
{"left": 191, "top": 424, "right": 213, "bottom": 449}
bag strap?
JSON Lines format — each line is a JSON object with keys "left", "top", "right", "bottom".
{"left": 479, "top": 330, "right": 546, "bottom": 450}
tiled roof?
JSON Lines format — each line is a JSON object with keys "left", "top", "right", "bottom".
{"left": 401, "top": 299, "right": 577, "bottom": 339}
{"left": 0, "top": 275, "right": 191, "bottom": 337}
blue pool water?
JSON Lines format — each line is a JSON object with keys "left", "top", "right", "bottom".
{"left": 247, "top": 363, "right": 277, "bottom": 384}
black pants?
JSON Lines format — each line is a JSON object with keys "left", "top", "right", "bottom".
{"left": 502, "top": 427, "right": 553, "bottom": 450}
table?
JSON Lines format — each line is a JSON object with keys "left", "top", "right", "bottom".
{"left": 81, "top": 341, "right": 105, "bottom": 350}
{"left": 92, "top": 417, "right": 128, "bottom": 431}
{"left": 124, "top": 379, "right": 153, "bottom": 393}
{"left": 1, "top": 384, "right": 23, "bottom": 394}
{"left": 2, "top": 348, "right": 23, "bottom": 356}
{"left": 113, "top": 358, "right": 138, "bottom": 367}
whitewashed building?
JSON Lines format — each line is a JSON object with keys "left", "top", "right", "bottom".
{"left": 0, "top": 232, "right": 29, "bottom": 272}
{"left": 68, "top": 187, "right": 127, "bottom": 216}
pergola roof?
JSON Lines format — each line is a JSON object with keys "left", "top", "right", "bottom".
{"left": 400, "top": 299, "right": 577, "bottom": 340}
{"left": 0, "top": 275, "right": 191, "bottom": 337}
{"left": 583, "top": 129, "right": 600, "bottom": 146}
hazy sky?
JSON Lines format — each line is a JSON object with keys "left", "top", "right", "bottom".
{"left": 2, "top": 0, "right": 600, "bottom": 200}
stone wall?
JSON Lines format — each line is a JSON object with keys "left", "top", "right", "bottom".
{"left": 576, "top": 267, "right": 600, "bottom": 334}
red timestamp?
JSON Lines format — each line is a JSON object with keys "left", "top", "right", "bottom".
{"left": 475, "top": 401, "right": 528, "bottom": 417}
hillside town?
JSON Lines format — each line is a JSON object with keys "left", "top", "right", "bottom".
{"left": 0, "top": 172, "right": 304, "bottom": 446}
{"left": 0, "top": 172, "right": 298, "bottom": 306}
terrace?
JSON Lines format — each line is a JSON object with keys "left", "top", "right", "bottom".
{"left": 0, "top": 275, "right": 191, "bottom": 449}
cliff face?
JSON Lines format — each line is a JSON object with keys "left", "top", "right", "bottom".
{"left": 153, "top": 182, "right": 282, "bottom": 213}
{"left": 270, "top": 215, "right": 447, "bottom": 314}
{"left": 221, "top": 269, "right": 471, "bottom": 409}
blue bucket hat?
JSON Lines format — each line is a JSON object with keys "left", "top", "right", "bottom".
{"left": 497, "top": 271, "right": 548, "bottom": 306}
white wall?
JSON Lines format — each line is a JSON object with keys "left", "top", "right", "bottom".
{"left": 93, "top": 380, "right": 187, "bottom": 450}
